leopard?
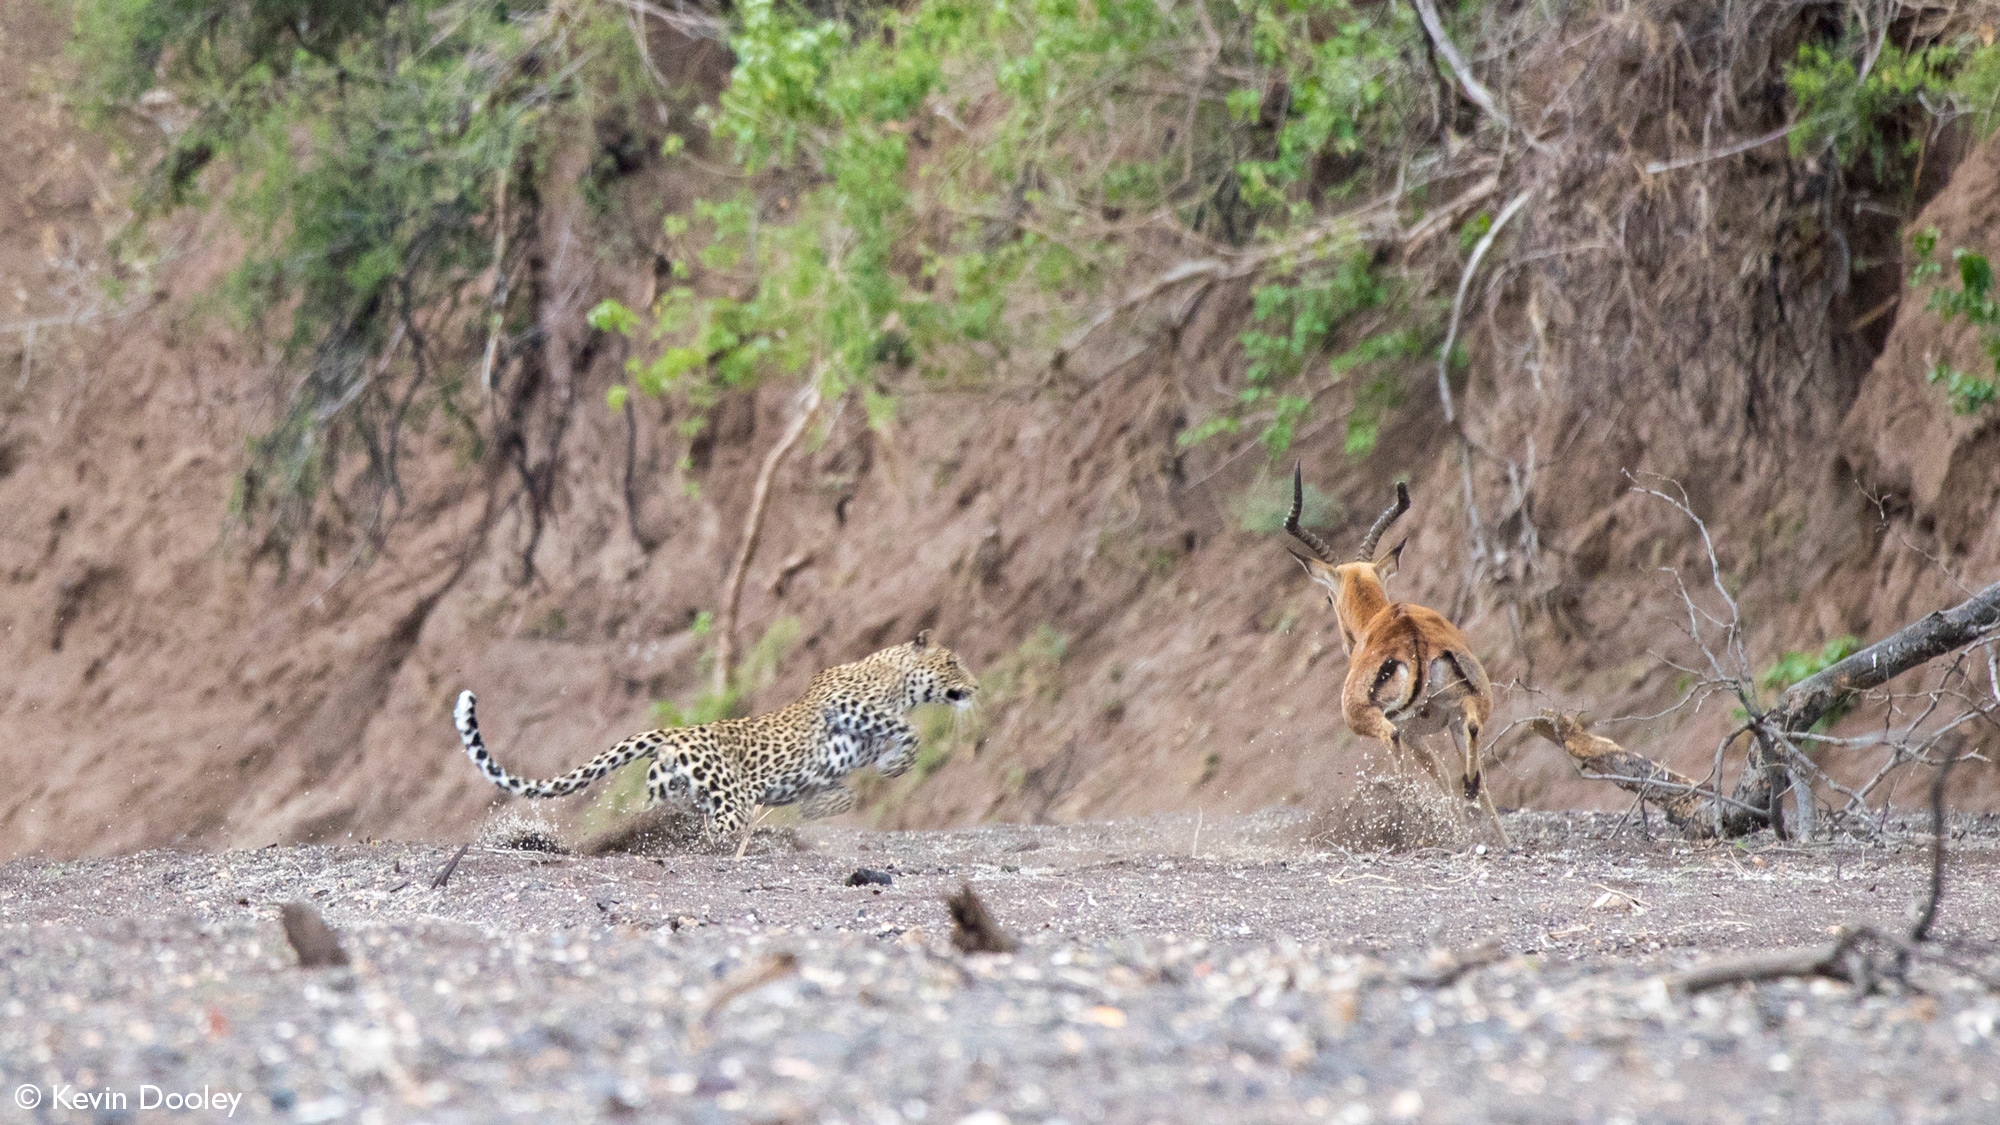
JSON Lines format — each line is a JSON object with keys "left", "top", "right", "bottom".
{"left": 452, "top": 630, "right": 978, "bottom": 845}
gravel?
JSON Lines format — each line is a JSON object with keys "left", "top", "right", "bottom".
{"left": 2, "top": 810, "right": 1998, "bottom": 1123}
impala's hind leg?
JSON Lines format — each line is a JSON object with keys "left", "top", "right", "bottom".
{"left": 1451, "top": 714, "right": 1510, "bottom": 847}
{"left": 1410, "top": 735, "right": 1456, "bottom": 798}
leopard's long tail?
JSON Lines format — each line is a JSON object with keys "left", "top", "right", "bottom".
{"left": 453, "top": 691, "right": 663, "bottom": 798}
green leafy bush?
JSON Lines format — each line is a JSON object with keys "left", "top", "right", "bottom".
{"left": 1911, "top": 227, "right": 2000, "bottom": 416}
{"left": 592, "top": 0, "right": 1428, "bottom": 456}
{"left": 1193, "top": 249, "right": 1429, "bottom": 457}
{"left": 75, "top": 0, "right": 651, "bottom": 562}
{"left": 1787, "top": 41, "right": 1958, "bottom": 179}
{"left": 1786, "top": 34, "right": 2000, "bottom": 180}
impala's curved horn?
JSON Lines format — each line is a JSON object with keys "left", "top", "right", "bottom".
{"left": 1284, "top": 463, "right": 1337, "bottom": 562}
{"left": 1357, "top": 481, "right": 1411, "bottom": 561}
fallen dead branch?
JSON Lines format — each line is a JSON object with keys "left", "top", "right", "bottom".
{"left": 1528, "top": 711, "right": 1721, "bottom": 837}
{"left": 1561, "top": 479, "right": 2000, "bottom": 840}
{"left": 1770, "top": 579, "right": 2000, "bottom": 735}
{"left": 1669, "top": 926, "right": 1874, "bottom": 994}
{"left": 1737, "top": 574, "right": 1995, "bottom": 836}
{"left": 1667, "top": 756, "right": 1997, "bottom": 996}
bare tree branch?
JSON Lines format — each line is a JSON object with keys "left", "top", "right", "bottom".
{"left": 1528, "top": 710, "right": 1720, "bottom": 836}
{"left": 714, "top": 381, "right": 823, "bottom": 697}
{"left": 1770, "top": 579, "right": 2000, "bottom": 736}
{"left": 1438, "top": 189, "right": 1533, "bottom": 425}
{"left": 1404, "top": 0, "right": 1547, "bottom": 151}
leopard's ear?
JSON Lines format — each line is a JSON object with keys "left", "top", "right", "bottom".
{"left": 913, "top": 629, "right": 933, "bottom": 650}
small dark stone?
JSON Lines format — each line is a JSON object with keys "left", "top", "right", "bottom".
{"left": 845, "top": 868, "right": 893, "bottom": 886}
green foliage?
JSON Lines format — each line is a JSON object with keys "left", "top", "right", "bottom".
{"left": 76, "top": 0, "right": 653, "bottom": 563}
{"left": 1231, "top": 0, "right": 1415, "bottom": 217}
{"left": 1757, "top": 635, "right": 1861, "bottom": 732}
{"left": 1757, "top": 635, "right": 1862, "bottom": 696}
{"left": 1952, "top": 41, "right": 2000, "bottom": 136}
{"left": 650, "top": 614, "right": 801, "bottom": 728}
{"left": 981, "top": 625, "right": 1071, "bottom": 707}
{"left": 1910, "top": 228, "right": 2000, "bottom": 416}
{"left": 1786, "top": 34, "right": 2000, "bottom": 180}
{"left": 651, "top": 684, "right": 743, "bottom": 731}
{"left": 736, "top": 615, "right": 803, "bottom": 694}
{"left": 1187, "top": 249, "right": 1428, "bottom": 457}
{"left": 598, "top": 0, "right": 1426, "bottom": 452}
{"left": 1787, "top": 40, "right": 1957, "bottom": 179}
{"left": 88, "top": 0, "right": 1446, "bottom": 554}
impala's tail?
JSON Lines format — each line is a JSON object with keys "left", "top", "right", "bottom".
{"left": 453, "top": 691, "right": 659, "bottom": 798}
{"left": 1377, "top": 608, "right": 1433, "bottom": 719}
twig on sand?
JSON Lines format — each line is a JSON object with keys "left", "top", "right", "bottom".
{"left": 1666, "top": 754, "right": 1993, "bottom": 996}
{"left": 431, "top": 844, "right": 471, "bottom": 890}
{"left": 694, "top": 951, "right": 801, "bottom": 1043}
{"left": 1402, "top": 940, "right": 1504, "bottom": 988}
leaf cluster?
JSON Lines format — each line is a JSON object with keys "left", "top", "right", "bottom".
{"left": 595, "top": 0, "right": 1432, "bottom": 458}
{"left": 1911, "top": 227, "right": 2000, "bottom": 416}
{"left": 1786, "top": 33, "right": 2000, "bottom": 183}
{"left": 76, "top": 0, "right": 653, "bottom": 564}
{"left": 1756, "top": 635, "right": 1861, "bottom": 733}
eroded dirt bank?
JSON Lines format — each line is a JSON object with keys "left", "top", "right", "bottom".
{"left": 1, "top": 0, "right": 1998, "bottom": 861}
{"left": 2, "top": 814, "right": 1999, "bottom": 1123}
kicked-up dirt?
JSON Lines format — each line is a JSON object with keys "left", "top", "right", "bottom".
{"left": 3, "top": 811, "right": 1997, "bottom": 1123}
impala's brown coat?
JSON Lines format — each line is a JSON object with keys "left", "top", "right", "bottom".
{"left": 1286, "top": 470, "right": 1505, "bottom": 839}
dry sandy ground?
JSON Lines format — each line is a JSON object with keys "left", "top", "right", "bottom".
{"left": 3, "top": 810, "right": 1999, "bottom": 1124}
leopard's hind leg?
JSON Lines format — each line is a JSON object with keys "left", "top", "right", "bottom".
{"left": 645, "top": 746, "right": 752, "bottom": 847}
{"left": 800, "top": 785, "right": 856, "bottom": 819}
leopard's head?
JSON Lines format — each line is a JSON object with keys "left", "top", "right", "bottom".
{"left": 897, "top": 629, "right": 979, "bottom": 709}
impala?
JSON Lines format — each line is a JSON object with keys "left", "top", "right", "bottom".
{"left": 1285, "top": 467, "right": 1508, "bottom": 842}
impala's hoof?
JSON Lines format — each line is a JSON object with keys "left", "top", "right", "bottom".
{"left": 1463, "top": 774, "right": 1483, "bottom": 800}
